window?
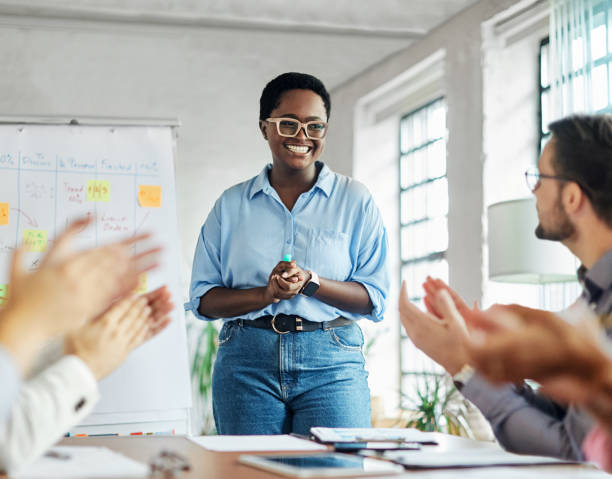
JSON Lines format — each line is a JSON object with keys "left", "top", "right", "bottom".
{"left": 535, "top": 3, "right": 609, "bottom": 307}
{"left": 542, "top": 0, "right": 612, "bottom": 153}
{"left": 487, "top": 31, "right": 590, "bottom": 314}
{"left": 539, "top": 37, "right": 552, "bottom": 154}
{"left": 398, "top": 98, "right": 448, "bottom": 406}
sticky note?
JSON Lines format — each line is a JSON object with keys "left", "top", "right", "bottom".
{"left": 0, "top": 284, "right": 8, "bottom": 306}
{"left": 134, "top": 273, "right": 147, "bottom": 294}
{"left": 138, "top": 185, "right": 162, "bottom": 208}
{"left": 0, "top": 203, "right": 8, "bottom": 225}
{"left": 87, "top": 180, "right": 110, "bottom": 202}
{"left": 23, "top": 229, "right": 47, "bottom": 252}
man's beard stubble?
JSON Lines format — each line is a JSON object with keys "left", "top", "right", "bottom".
{"left": 535, "top": 195, "right": 576, "bottom": 241}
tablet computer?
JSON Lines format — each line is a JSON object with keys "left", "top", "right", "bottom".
{"left": 238, "top": 452, "right": 404, "bottom": 478}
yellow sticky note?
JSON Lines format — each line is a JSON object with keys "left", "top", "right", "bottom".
{"left": 138, "top": 185, "right": 162, "bottom": 208}
{"left": 87, "top": 180, "right": 110, "bottom": 202}
{"left": 0, "top": 284, "right": 8, "bottom": 307}
{"left": 0, "top": 203, "right": 8, "bottom": 225}
{"left": 134, "top": 273, "right": 147, "bottom": 294}
{"left": 23, "top": 229, "right": 47, "bottom": 252}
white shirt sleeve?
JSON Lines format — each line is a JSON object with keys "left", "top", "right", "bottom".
{"left": 0, "top": 346, "right": 21, "bottom": 421}
{"left": 0, "top": 355, "right": 99, "bottom": 474}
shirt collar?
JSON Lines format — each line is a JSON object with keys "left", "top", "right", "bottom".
{"left": 577, "top": 247, "right": 612, "bottom": 301}
{"left": 314, "top": 162, "right": 334, "bottom": 197}
{"left": 247, "top": 161, "right": 333, "bottom": 200}
{"left": 248, "top": 165, "right": 270, "bottom": 200}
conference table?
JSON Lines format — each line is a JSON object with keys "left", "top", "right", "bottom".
{"left": 56, "top": 433, "right": 602, "bottom": 478}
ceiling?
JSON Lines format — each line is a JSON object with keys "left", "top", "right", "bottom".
{"left": 0, "top": 1, "right": 480, "bottom": 36}
{"left": 0, "top": 0, "right": 481, "bottom": 89}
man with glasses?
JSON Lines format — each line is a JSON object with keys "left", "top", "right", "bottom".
{"left": 398, "top": 113, "right": 612, "bottom": 461}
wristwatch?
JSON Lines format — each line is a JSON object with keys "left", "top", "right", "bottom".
{"left": 300, "top": 270, "right": 320, "bottom": 297}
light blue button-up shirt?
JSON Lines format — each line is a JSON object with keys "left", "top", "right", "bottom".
{"left": 186, "top": 162, "right": 389, "bottom": 323}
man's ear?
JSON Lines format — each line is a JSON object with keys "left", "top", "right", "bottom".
{"left": 259, "top": 121, "right": 268, "bottom": 140}
{"left": 562, "top": 181, "right": 586, "bottom": 215}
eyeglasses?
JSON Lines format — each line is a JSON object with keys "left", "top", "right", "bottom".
{"left": 524, "top": 166, "right": 571, "bottom": 192}
{"left": 265, "top": 117, "right": 328, "bottom": 140}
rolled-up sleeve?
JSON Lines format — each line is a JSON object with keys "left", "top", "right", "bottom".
{"left": 350, "top": 200, "right": 389, "bottom": 322}
{"left": 186, "top": 201, "right": 224, "bottom": 321}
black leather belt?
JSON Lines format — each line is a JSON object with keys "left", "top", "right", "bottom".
{"left": 234, "top": 314, "right": 353, "bottom": 334}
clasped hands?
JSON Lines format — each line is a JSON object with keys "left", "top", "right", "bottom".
{"left": 263, "top": 260, "right": 311, "bottom": 304}
{"left": 398, "top": 276, "right": 610, "bottom": 407}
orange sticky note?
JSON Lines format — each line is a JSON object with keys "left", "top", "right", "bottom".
{"left": 0, "top": 203, "right": 8, "bottom": 225}
{"left": 138, "top": 185, "right": 162, "bottom": 208}
{"left": 0, "top": 284, "right": 8, "bottom": 307}
{"left": 23, "top": 229, "right": 47, "bottom": 252}
{"left": 87, "top": 180, "right": 110, "bottom": 202}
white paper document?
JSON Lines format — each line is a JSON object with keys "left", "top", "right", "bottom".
{"left": 189, "top": 434, "right": 328, "bottom": 452}
{"left": 310, "top": 427, "right": 433, "bottom": 444}
{"left": 400, "top": 466, "right": 609, "bottom": 478}
{"left": 384, "top": 448, "right": 574, "bottom": 469}
{"left": 14, "top": 446, "right": 149, "bottom": 478}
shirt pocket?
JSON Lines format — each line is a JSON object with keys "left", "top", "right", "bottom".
{"left": 305, "top": 228, "right": 352, "bottom": 281}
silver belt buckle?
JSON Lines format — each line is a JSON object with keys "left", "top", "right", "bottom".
{"left": 271, "top": 314, "right": 289, "bottom": 334}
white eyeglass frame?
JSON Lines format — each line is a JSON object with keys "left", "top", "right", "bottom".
{"left": 265, "top": 117, "right": 328, "bottom": 140}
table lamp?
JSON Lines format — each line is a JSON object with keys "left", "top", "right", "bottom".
{"left": 488, "top": 198, "right": 577, "bottom": 283}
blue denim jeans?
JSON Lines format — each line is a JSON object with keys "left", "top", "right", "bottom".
{"left": 211, "top": 320, "right": 371, "bottom": 435}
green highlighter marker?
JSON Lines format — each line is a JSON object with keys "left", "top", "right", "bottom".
{"left": 283, "top": 254, "right": 292, "bottom": 262}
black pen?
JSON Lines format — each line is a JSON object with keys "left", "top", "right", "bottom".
{"left": 354, "top": 436, "right": 437, "bottom": 446}
{"left": 45, "top": 450, "right": 71, "bottom": 460}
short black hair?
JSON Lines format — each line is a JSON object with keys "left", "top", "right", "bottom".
{"left": 259, "top": 72, "right": 331, "bottom": 122}
{"left": 548, "top": 114, "right": 612, "bottom": 227}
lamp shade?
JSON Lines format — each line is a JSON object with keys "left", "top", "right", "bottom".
{"left": 488, "top": 198, "right": 578, "bottom": 283}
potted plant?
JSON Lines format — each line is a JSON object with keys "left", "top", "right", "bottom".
{"left": 402, "top": 373, "right": 473, "bottom": 437}
{"left": 188, "top": 318, "right": 219, "bottom": 435}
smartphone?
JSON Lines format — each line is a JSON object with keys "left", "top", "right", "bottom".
{"left": 239, "top": 452, "right": 404, "bottom": 478}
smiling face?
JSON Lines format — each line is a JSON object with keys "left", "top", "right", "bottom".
{"left": 260, "top": 89, "right": 327, "bottom": 173}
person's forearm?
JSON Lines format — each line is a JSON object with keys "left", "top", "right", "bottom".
{"left": 314, "top": 279, "right": 372, "bottom": 315}
{"left": 198, "top": 286, "right": 275, "bottom": 319}
{"left": 461, "top": 373, "right": 582, "bottom": 460}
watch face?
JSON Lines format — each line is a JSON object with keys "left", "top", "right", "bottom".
{"left": 302, "top": 281, "right": 319, "bottom": 297}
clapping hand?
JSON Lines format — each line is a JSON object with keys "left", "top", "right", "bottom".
{"left": 64, "top": 285, "right": 173, "bottom": 380}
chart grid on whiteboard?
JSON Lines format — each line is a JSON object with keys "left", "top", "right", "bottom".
{"left": 0, "top": 123, "right": 191, "bottom": 434}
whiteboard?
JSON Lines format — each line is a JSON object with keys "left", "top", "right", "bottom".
{"left": 0, "top": 122, "right": 191, "bottom": 435}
